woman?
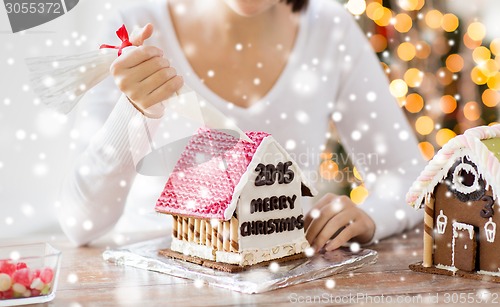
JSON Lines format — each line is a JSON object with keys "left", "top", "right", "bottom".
{"left": 59, "top": 0, "right": 423, "bottom": 250}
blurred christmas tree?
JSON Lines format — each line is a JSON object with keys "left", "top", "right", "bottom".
{"left": 321, "top": 0, "right": 500, "bottom": 204}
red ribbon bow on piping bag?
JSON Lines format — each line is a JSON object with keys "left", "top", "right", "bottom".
{"left": 99, "top": 24, "right": 133, "bottom": 56}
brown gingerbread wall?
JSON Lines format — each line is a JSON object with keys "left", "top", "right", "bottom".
{"left": 433, "top": 183, "right": 500, "bottom": 272}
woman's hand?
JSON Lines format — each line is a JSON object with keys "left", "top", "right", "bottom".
{"left": 304, "top": 193, "right": 375, "bottom": 252}
{"left": 110, "top": 24, "right": 184, "bottom": 115}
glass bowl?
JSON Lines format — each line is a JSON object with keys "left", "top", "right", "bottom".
{"left": 0, "top": 243, "right": 61, "bottom": 306}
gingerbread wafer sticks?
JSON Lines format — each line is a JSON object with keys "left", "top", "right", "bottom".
{"left": 177, "top": 216, "right": 183, "bottom": 240}
{"left": 200, "top": 219, "right": 206, "bottom": 245}
{"left": 172, "top": 216, "right": 178, "bottom": 238}
{"left": 182, "top": 217, "right": 188, "bottom": 241}
{"left": 230, "top": 217, "right": 239, "bottom": 252}
{"left": 423, "top": 196, "right": 435, "bottom": 267}
{"left": 206, "top": 221, "right": 213, "bottom": 247}
{"left": 217, "top": 221, "right": 223, "bottom": 251}
{"left": 194, "top": 219, "right": 200, "bottom": 244}
{"left": 212, "top": 221, "right": 218, "bottom": 250}
{"left": 223, "top": 221, "right": 230, "bottom": 252}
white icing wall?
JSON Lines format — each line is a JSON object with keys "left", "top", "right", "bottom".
{"left": 237, "top": 139, "right": 306, "bottom": 250}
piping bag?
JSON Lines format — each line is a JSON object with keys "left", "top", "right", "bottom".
{"left": 26, "top": 24, "right": 253, "bottom": 176}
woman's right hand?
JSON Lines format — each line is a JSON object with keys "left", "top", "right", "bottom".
{"left": 110, "top": 24, "right": 184, "bottom": 115}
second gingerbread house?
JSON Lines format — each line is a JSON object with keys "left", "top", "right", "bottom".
{"left": 407, "top": 125, "right": 500, "bottom": 281}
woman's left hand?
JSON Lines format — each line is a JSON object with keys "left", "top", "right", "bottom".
{"left": 304, "top": 193, "right": 375, "bottom": 252}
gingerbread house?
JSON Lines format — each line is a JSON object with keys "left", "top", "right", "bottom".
{"left": 155, "top": 128, "right": 315, "bottom": 268}
{"left": 407, "top": 125, "right": 500, "bottom": 281}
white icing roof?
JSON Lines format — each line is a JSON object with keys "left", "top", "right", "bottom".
{"left": 406, "top": 125, "right": 500, "bottom": 209}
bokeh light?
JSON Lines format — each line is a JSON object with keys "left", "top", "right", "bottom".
{"left": 487, "top": 74, "right": 500, "bottom": 90}
{"left": 394, "top": 13, "right": 413, "bottom": 33}
{"left": 440, "top": 95, "right": 457, "bottom": 114}
{"left": 350, "top": 185, "right": 368, "bottom": 204}
{"left": 397, "top": 42, "right": 416, "bottom": 61}
{"left": 472, "top": 46, "right": 491, "bottom": 64}
{"left": 463, "top": 33, "right": 482, "bottom": 49}
{"left": 404, "top": 68, "right": 424, "bottom": 87}
{"left": 320, "top": 160, "right": 339, "bottom": 180}
{"left": 490, "top": 38, "right": 500, "bottom": 56}
{"left": 463, "top": 101, "right": 481, "bottom": 121}
{"left": 389, "top": 79, "right": 408, "bottom": 97}
{"left": 415, "top": 116, "right": 434, "bottom": 135}
{"left": 482, "top": 89, "right": 500, "bottom": 107}
{"left": 418, "top": 142, "right": 435, "bottom": 161}
{"left": 446, "top": 54, "right": 464, "bottom": 73}
{"left": 405, "top": 93, "right": 424, "bottom": 113}
{"left": 425, "top": 10, "right": 443, "bottom": 29}
{"left": 415, "top": 41, "right": 431, "bottom": 59}
{"left": 436, "top": 67, "right": 453, "bottom": 86}
{"left": 436, "top": 129, "right": 457, "bottom": 147}
{"left": 441, "top": 13, "right": 459, "bottom": 32}
{"left": 346, "top": 0, "right": 366, "bottom": 16}
{"left": 370, "top": 34, "right": 388, "bottom": 53}
{"left": 468, "top": 22, "right": 487, "bottom": 41}
{"left": 471, "top": 67, "right": 488, "bottom": 85}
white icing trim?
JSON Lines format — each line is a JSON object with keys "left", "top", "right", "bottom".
{"left": 435, "top": 264, "right": 458, "bottom": 273}
{"left": 436, "top": 210, "right": 448, "bottom": 235}
{"left": 171, "top": 238, "right": 215, "bottom": 260}
{"left": 453, "top": 222, "right": 475, "bottom": 240}
{"left": 484, "top": 217, "right": 497, "bottom": 243}
{"left": 478, "top": 270, "right": 500, "bottom": 276}
{"left": 452, "top": 163, "right": 480, "bottom": 194}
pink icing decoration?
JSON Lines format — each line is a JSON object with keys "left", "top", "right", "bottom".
{"left": 155, "top": 128, "right": 270, "bottom": 220}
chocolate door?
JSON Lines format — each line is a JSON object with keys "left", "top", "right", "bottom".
{"left": 452, "top": 222, "right": 477, "bottom": 272}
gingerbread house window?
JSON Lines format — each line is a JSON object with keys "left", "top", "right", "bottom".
{"left": 447, "top": 159, "right": 485, "bottom": 202}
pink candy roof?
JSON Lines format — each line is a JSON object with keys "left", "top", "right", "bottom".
{"left": 406, "top": 124, "right": 500, "bottom": 209}
{"left": 155, "top": 128, "right": 271, "bottom": 220}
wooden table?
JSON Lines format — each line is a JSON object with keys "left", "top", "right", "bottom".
{"left": 5, "top": 225, "right": 500, "bottom": 306}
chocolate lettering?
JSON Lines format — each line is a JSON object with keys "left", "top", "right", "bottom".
{"left": 242, "top": 217, "right": 305, "bottom": 237}
{"left": 250, "top": 198, "right": 263, "bottom": 214}
{"left": 279, "top": 195, "right": 288, "bottom": 210}
{"left": 283, "top": 161, "right": 294, "bottom": 184}
{"left": 265, "top": 164, "right": 276, "bottom": 185}
{"left": 266, "top": 220, "right": 275, "bottom": 234}
{"left": 297, "top": 214, "right": 304, "bottom": 229}
{"left": 250, "top": 221, "right": 257, "bottom": 235}
{"left": 254, "top": 161, "right": 295, "bottom": 186}
{"left": 287, "top": 195, "right": 297, "bottom": 209}
{"left": 240, "top": 222, "right": 248, "bottom": 237}
{"left": 276, "top": 162, "right": 285, "bottom": 183}
{"left": 263, "top": 198, "right": 270, "bottom": 212}
{"left": 250, "top": 194, "right": 297, "bottom": 214}
{"left": 255, "top": 164, "right": 266, "bottom": 186}
{"left": 257, "top": 221, "right": 264, "bottom": 234}
{"left": 270, "top": 196, "right": 279, "bottom": 210}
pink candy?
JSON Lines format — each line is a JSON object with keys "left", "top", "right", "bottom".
{"left": 0, "top": 260, "right": 54, "bottom": 301}
{"left": 39, "top": 268, "right": 54, "bottom": 284}
{"left": 12, "top": 268, "right": 33, "bottom": 287}
{"left": 0, "top": 261, "right": 15, "bottom": 276}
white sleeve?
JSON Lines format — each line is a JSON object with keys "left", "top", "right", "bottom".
{"left": 57, "top": 12, "right": 148, "bottom": 246}
{"left": 332, "top": 11, "right": 425, "bottom": 243}
{"left": 58, "top": 92, "right": 150, "bottom": 246}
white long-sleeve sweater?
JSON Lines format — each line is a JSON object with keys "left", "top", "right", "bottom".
{"left": 58, "top": 0, "right": 424, "bottom": 246}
